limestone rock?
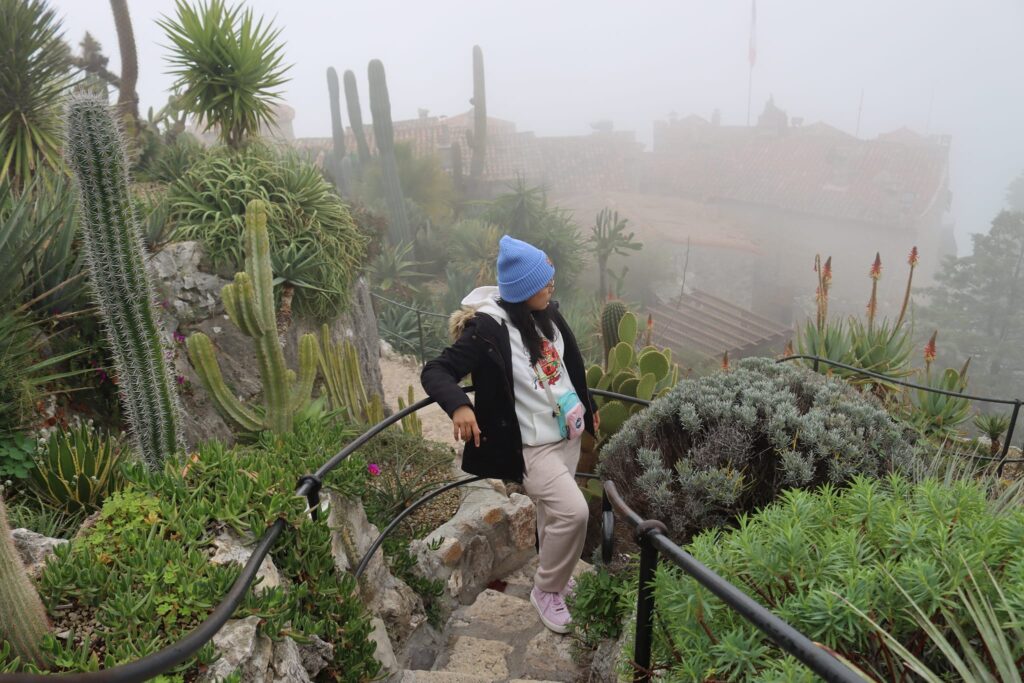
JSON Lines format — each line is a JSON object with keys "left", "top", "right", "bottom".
{"left": 523, "top": 628, "right": 585, "bottom": 682}
{"left": 327, "top": 492, "right": 426, "bottom": 645}
{"left": 268, "top": 637, "right": 311, "bottom": 683}
{"left": 296, "top": 635, "right": 334, "bottom": 679}
{"left": 410, "top": 481, "right": 536, "bottom": 607}
{"left": 434, "top": 636, "right": 512, "bottom": 679}
{"left": 10, "top": 528, "right": 67, "bottom": 580}
{"left": 208, "top": 529, "right": 282, "bottom": 595}
{"left": 199, "top": 615, "right": 268, "bottom": 682}
{"left": 369, "top": 616, "right": 399, "bottom": 675}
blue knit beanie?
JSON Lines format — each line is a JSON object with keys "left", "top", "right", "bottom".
{"left": 496, "top": 235, "right": 555, "bottom": 303}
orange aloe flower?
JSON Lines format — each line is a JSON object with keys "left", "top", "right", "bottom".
{"left": 924, "top": 331, "right": 938, "bottom": 365}
{"left": 721, "top": 350, "right": 730, "bottom": 371}
{"left": 869, "top": 252, "right": 882, "bottom": 280}
{"left": 908, "top": 246, "right": 919, "bottom": 267}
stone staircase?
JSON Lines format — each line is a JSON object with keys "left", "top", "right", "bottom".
{"left": 395, "top": 556, "right": 593, "bottom": 683}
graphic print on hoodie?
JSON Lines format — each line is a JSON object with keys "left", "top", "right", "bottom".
{"left": 459, "top": 286, "right": 578, "bottom": 446}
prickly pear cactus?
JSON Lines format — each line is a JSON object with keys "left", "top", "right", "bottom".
{"left": 587, "top": 307, "right": 679, "bottom": 440}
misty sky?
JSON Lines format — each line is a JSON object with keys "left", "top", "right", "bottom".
{"left": 50, "top": 1, "right": 1024, "bottom": 255}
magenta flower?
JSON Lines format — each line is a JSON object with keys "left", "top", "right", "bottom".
{"left": 367, "top": 463, "right": 381, "bottom": 477}
{"left": 175, "top": 375, "right": 186, "bottom": 386}
{"left": 173, "top": 330, "right": 186, "bottom": 344}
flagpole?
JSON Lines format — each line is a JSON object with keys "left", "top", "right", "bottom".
{"left": 747, "top": 0, "right": 756, "bottom": 127}
{"left": 746, "top": 63, "right": 753, "bottom": 127}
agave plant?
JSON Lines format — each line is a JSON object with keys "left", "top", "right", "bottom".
{"left": 908, "top": 358, "right": 972, "bottom": 438}
{"left": 158, "top": 0, "right": 291, "bottom": 149}
{"left": 368, "top": 241, "right": 430, "bottom": 298}
{"left": 28, "top": 423, "right": 126, "bottom": 513}
{"left": 0, "top": 0, "right": 73, "bottom": 186}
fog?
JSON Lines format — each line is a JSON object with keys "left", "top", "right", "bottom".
{"left": 51, "top": 0, "right": 1024, "bottom": 255}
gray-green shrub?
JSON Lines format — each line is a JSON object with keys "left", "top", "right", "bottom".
{"left": 598, "top": 356, "right": 920, "bottom": 540}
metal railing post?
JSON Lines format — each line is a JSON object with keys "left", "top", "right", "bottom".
{"left": 416, "top": 309, "right": 426, "bottom": 363}
{"left": 632, "top": 520, "right": 668, "bottom": 683}
{"left": 997, "top": 400, "right": 1021, "bottom": 477}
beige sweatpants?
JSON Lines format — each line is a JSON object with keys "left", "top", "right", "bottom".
{"left": 521, "top": 438, "right": 588, "bottom": 593}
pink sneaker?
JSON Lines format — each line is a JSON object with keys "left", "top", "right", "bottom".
{"left": 560, "top": 576, "right": 577, "bottom": 600}
{"left": 531, "top": 586, "right": 572, "bottom": 634}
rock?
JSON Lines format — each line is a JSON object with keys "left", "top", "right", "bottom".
{"left": 10, "top": 528, "right": 67, "bottom": 579}
{"left": 268, "top": 637, "right": 311, "bottom": 683}
{"left": 327, "top": 492, "right": 426, "bottom": 645}
{"left": 523, "top": 629, "right": 585, "bottom": 682}
{"left": 208, "top": 529, "right": 283, "bottom": 594}
{"left": 149, "top": 242, "right": 226, "bottom": 326}
{"left": 396, "top": 621, "right": 444, "bottom": 671}
{"left": 297, "top": 635, "right": 333, "bottom": 679}
{"left": 453, "top": 589, "right": 537, "bottom": 633}
{"left": 589, "top": 633, "right": 630, "bottom": 683}
{"left": 199, "top": 615, "right": 269, "bottom": 682}
{"left": 369, "top": 616, "right": 400, "bottom": 675}
{"left": 434, "top": 636, "right": 512, "bottom": 679}
{"left": 397, "top": 672, "right": 491, "bottom": 683}
{"left": 410, "top": 482, "right": 537, "bottom": 607}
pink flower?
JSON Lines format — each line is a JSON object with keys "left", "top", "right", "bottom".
{"left": 175, "top": 375, "right": 186, "bottom": 386}
{"left": 367, "top": 463, "right": 381, "bottom": 477}
{"left": 173, "top": 330, "right": 186, "bottom": 344}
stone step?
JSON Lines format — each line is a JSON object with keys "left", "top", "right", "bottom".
{"left": 398, "top": 673, "right": 561, "bottom": 683}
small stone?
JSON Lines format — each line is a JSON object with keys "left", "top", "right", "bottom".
{"left": 297, "top": 635, "right": 333, "bottom": 678}
{"left": 523, "top": 629, "right": 584, "bottom": 682}
{"left": 268, "top": 637, "right": 311, "bottom": 683}
{"left": 368, "top": 616, "right": 399, "bottom": 674}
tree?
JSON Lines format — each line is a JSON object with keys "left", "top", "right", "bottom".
{"left": 0, "top": 0, "right": 72, "bottom": 187}
{"left": 158, "top": 0, "right": 291, "bottom": 149}
{"left": 919, "top": 211, "right": 1024, "bottom": 401}
{"left": 1006, "top": 171, "right": 1024, "bottom": 212}
{"left": 589, "top": 208, "right": 642, "bottom": 300}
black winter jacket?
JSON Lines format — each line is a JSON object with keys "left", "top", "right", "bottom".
{"left": 420, "top": 302, "right": 596, "bottom": 483}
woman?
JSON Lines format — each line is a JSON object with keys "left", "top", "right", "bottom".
{"left": 421, "top": 235, "right": 597, "bottom": 634}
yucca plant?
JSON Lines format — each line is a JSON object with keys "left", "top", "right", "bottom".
{"left": 0, "top": 0, "right": 73, "bottom": 187}
{"left": 28, "top": 423, "right": 125, "bottom": 513}
{"left": 973, "top": 412, "right": 1012, "bottom": 456}
{"left": 158, "top": 0, "right": 291, "bottom": 149}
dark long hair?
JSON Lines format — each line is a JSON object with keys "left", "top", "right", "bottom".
{"left": 498, "top": 298, "right": 556, "bottom": 365}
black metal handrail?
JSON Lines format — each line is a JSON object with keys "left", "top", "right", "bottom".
{"left": 777, "top": 354, "right": 1023, "bottom": 475}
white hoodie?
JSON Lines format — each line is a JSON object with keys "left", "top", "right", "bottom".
{"left": 460, "top": 286, "right": 577, "bottom": 446}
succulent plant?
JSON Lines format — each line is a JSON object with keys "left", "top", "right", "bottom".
{"left": 343, "top": 69, "right": 371, "bottom": 165}
{"left": 469, "top": 45, "right": 487, "bottom": 183}
{"left": 64, "top": 95, "right": 185, "bottom": 468}
{"left": 587, "top": 309, "right": 678, "bottom": 439}
{"left": 0, "top": 493, "right": 50, "bottom": 669}
{"left": 186, "top": 199, "right": 320, "bottom": 434}
{"left": 600, "top": 300, "right": 628, "bottom": 368}
{"left": 367, "top": 59, "right": 411, "bottom": 246}
{"left": 318, "top": 323, "right": 384, "bottom": 426}
{"left": 29, "top": 423, "right": 125, "bottom": 513}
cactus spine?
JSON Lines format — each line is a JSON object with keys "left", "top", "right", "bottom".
{"left": 187, "top": 200, "right": 319, "bottom": 434}
{"left": 64, "top": 95, "right": 185, "bottom": 468}
{"left": 600, "top": 300, "right": 628, "bottom": 368}
{"left": 0, "top": 494, "right": 50, "bottom": 669}
{"left": 469, "top": 45, "right": 487, "bottom": 184}
{"left": 367, "top": 59, "right": 412, "bottom": 246}
{"left": 325, "top": 67, "right": 348, "bottom": 196}
{"left": 343, "top": 69, "right": 372, "bottom": 165}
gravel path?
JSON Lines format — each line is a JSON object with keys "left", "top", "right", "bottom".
{"left": 378, "top": 352, "right": 458, "bottom": 447}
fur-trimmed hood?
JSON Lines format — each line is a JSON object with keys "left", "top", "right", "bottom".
{"left": 448, "top": 286, "right": 508, "bottom": 341}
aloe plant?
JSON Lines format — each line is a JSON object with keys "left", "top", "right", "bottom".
{"left": 973, "top": 412, "right": 1011, "bottom": 456}
{"left": 0, "top": 493, "right": 50, "bottom": 669}
{"left": 909, "top": 357, "right": 972, "bottom": 438}
{"left": 186, "top": 199, "right": 319, "bottom": 434}
{"left": 65, "top": 95, "right": 185, "bottom": 467}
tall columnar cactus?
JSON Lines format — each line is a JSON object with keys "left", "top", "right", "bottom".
{"left": 318, "top": 324, "right": 384, "bottom": 425}
{"left": 587, "top": 309, "right": 678, "bottom": 440}
{"left": 65, "top": 95, "right": 185, "bottom": 468}
{"left": 600, "top": 300, "right": 628, "bottom": 367}
{"left": 187, "top": 200, "right": 319, "bottom": 435}
{"left": 0, "top": 494, "right": 50, "bottom": 669}
{"left": 343, "top": 69, "right": 372, "bottom": 165}
{"left": 368, "top": 59, "right": 412, "bottom": 246}
{"left": 469, "top": 45, "right": 487, "bottom": 183}
{"left": 325, "top": 67, "right": 348, "bottom": 196}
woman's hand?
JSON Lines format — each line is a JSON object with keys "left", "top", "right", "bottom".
{"left": 452, "top": 405, "right": 481, "bottom": 447}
